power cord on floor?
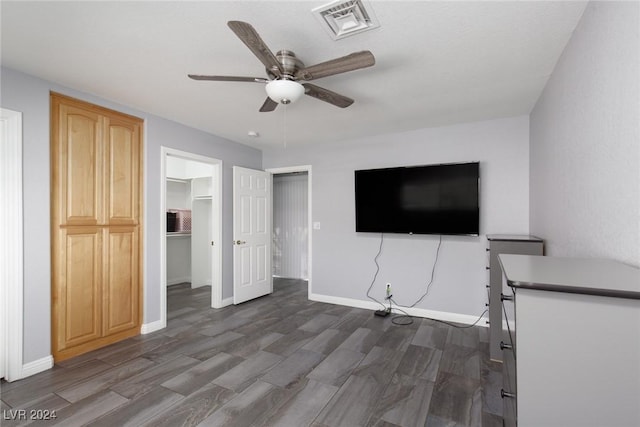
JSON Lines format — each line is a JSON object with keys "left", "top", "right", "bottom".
{"left": 387, "top": 298, "right": 488, "bottom": 329}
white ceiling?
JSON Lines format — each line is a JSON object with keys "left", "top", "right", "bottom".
{"left": 1, "top": 1, "right": 587, "bottom": 149}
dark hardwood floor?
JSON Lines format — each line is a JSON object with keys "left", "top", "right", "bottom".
{"left": 1, "top": 279, "right": 502, "bottom": 426}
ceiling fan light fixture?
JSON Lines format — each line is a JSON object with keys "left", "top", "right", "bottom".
{"left": 265, "top": 80, "right": 305, "bottom": 105}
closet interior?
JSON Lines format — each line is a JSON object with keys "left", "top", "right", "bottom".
{"left": 166, "top": 156, "right": 214, "bottom": 289}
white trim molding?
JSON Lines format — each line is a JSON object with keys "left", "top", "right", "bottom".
{"left": 309, "top": 292, "right": 489, "bottom": 327}
{"left": 0, "top": 108, "right": 25, "bottom": 381}
{"left": 140, "top": 319, "right": 165, "bottom": 335}
{"left": 21, "top": 356, "right": 54, "bottom": 379}
{"left": 167, "top": 276, "right": 192, "bottom": 286}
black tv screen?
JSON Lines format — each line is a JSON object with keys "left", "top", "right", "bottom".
{"left": 355, "top": 162, "right": 479, "bottom": 235}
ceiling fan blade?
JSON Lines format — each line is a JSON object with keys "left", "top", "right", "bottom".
{"left": 227, "top": 21, "right": 283, "bottom": 76}
{"left": 188, "top": 75, "right": 268, "bottom": 83}
{"left": 259, "top": 97, "right": 278, "bottom": 112}
{"left": 295, "top": 51, "right": 375, "bottom": 81}
{"left": 303, "top": 83, "right": 354, "bottom": 108}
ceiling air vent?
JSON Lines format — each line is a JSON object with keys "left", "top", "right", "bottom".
{"left": 312, "top": 0, "right": 380, "bottom": 40}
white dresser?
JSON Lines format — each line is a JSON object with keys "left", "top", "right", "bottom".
{"left": 498, "top": 254, "right": 640, "bottom": 427}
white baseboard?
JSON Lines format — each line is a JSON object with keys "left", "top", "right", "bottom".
{"left": 191, "top": 282, "right": 212, "bottom": 289}
{"left": 20, "top": 355, "right": 54, "bottom": 379}
{"left": 167, "top": 276, "right": 191, "bottom": 286}
{"left": 141, "top": 319, "right": 165, "bottom": 334}
{"left": 309, "top": 292, "right": 488, "bottom": 327}
{"left": 309, "top": 293, "right": 379, "bottom": 311}
{"left": 221, "top": 297, "right": 234, "bottom": 307}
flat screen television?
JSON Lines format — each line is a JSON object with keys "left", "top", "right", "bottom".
{"left": 355, "top": 162, "right": 480, "bottom": 235}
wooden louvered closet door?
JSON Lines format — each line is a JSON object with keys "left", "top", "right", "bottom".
{"left": 51, "top": 93, "right": 143, "bottom": 362}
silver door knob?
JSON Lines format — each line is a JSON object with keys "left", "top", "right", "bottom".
{"left": 501, "top": 389, "right": 516, "bottom": 399}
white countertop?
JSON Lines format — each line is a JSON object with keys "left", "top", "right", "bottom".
{"left": 498, "top": 254, "right": 640, "bottom": 299}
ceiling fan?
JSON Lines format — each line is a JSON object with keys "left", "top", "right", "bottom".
{"left": 188, "top": 21, "right": 375, "bottom": 112}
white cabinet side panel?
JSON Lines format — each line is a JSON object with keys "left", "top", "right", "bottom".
{"left": 517, "top": 289, "right": 640, "bottom": 427}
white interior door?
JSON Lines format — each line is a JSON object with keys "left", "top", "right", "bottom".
{"left": 233, "top": 166, "right": 272, "bottom": 304}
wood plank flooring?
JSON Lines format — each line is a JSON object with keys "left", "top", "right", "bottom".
{"left": 1, "top": 279, "right": 503, "bottom": 426}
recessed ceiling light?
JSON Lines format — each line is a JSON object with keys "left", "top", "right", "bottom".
{"left": 248, "top": 131, "right": 259, "bottom": 137}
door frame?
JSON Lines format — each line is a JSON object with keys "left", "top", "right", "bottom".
{"left": 160, "top": 147, "right": 223, "bottom": 330}
{"left": 0, "top": 108, "right": 24, "bottom": 381}
{"left": 266, "top": 165, "right": 312, "bottom": 297}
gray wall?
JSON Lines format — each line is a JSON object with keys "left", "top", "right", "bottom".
{"left": 1, "top": 67, "right": 261, "bottom": 364}
{"left": 530, "top": 1, "right": 640, "bottom": 267}
{"left": 264, "top": 116, "right": 530, "bottom": 318}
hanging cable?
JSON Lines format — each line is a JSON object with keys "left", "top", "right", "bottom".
{"left": 387, "top": 235, "right": 488, "bottom": 329}
{"left": 364, "top": 233, "right": 489, "bottom": 329}
{"left": 366, "top": 233, "right": 387, "bottom": 310}
{"left": 405, "top": 234, "right": 442, "bottom": 308}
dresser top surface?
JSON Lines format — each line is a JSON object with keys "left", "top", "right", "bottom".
{"left": 498, "top": 254, "right": 640, "bottom": 299}
{"left": 486, "top": 234, "right": 543, "bottom": 242}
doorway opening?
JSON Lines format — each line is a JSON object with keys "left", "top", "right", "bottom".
{"left": 160, "top": 147, "right": 222, "bottom": 330}
{"left": 267, "top": 166, "right": 312, "bottom": 297}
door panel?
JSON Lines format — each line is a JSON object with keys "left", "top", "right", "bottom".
{"left": 256, "top": 195, "right": 267, "bottom": 233}
{"left": 57, "top": 105, "right": 103, "bottom": 226}
{"left": 233, "top": 166, "right": 272, "bottom": 304}
{"left": 239, "top": 245, "right": 252, "bottom": 286}
{"left": 256, "top": 243, "right": 268, "bottom": 282}
{"left": 240, "top": 195, "right": 251, "bottom": 234}
{"left": 107, "top": 120, "right": 140, "bottom": 225}
{"left": 58, "top": 227, "right": 102, "bottom": 350}
{"left": 103, "top": 227, "right": 139, "bottom": 335}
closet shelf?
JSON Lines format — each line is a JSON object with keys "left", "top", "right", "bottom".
{"left": 167, "top": 177, "right": 189, "bottom": 184}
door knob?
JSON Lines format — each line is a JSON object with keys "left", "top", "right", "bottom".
{"left": 500, "top": 341, "right": 513, "bottom": 350}
{"left": 234, "top": 240, "right": 246, "bottom": 245}
{"left": 501, "top": 389, "right": 516, "bottom": 399}
{"left": 501, "top": 293, "right": 514, "bottom": 302}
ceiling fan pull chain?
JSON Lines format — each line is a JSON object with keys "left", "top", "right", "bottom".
{"left": 283, "top": 104, "right": 288, "bottom": 149}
